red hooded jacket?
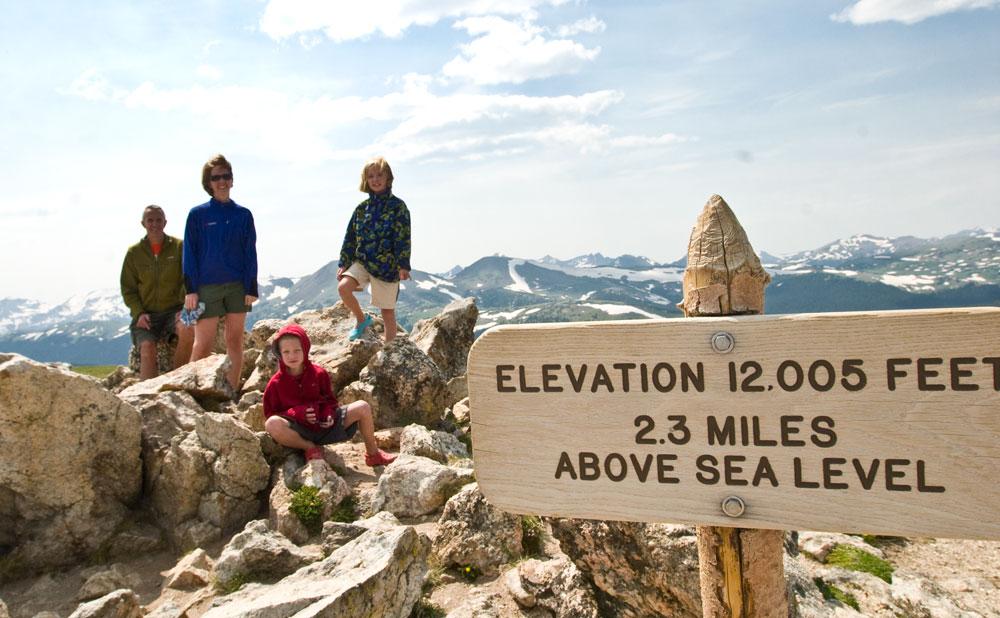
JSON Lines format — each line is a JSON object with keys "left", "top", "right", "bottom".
{"left": 262, "top": 324, "right": 338, "bottom": 432}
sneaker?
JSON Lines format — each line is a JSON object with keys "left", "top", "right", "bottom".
{"left": 365, "top": 449, "right": 397, "bottom": 467}
{"left": 348, "top": 314, "right": 374, "bottom": 341}
{"left": 304, "top": 446, "right": 326, "bottom": 462}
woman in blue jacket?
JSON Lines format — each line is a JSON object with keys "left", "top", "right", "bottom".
{"left": 183, "top": 154, "right": 258, "bottom": 391}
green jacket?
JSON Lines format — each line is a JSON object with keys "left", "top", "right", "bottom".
{"left": 120, "top": 235, "right": 186, "bottom": 319}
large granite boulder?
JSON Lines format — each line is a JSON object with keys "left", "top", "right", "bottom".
{"left": 203, "top": 524, "right": 430, "bottom": 617}
{"left": 213, "top": 520, "right": 323, "bottom": 590}
{"left": 433, "top": 483, "right": 522, "bottom": 575}
{"left": 67, "top": 589, "right": 142, "bottom": 618}
{"left": 508, "top": 557, "right": 602, "bottom": 617}
{"left": 549, "top": 519, "right": 702, "bottom": 617}
{"left": 340, "top": 339, "right": 448, "bottom": 428}
{"left": 410, "top": 297, "right": 477, "bottom": 379}
{"left": 122, "top": 391, "right": 269, "bottom": 549}
{"left": 0, "top": 354, "right": 141, "bottom": 577}
{"left": 370, "top": 455, "right": 475, "bottom": 518}
{"left": 399, "top": 423, "right": 469, "bottom": 463}
{"left": 119, "top": 354, "right": 236, "bottom": 404}
{"left": 268, "top": 456, "right": 351, "bottom": 545}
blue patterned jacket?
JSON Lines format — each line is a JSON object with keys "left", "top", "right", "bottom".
{"left": 338, "top": 191, "right": 411, "bottom": 282}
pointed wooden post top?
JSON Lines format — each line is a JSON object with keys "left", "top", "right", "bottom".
{"left": 679, "top": 194, "right": 771, "bottom": 317}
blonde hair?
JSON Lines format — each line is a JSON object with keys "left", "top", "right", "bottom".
{"left": 359, "top": 156, "right": 394, "bottom": 193}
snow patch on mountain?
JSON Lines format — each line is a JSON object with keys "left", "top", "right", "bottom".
{"left": 880, "top": 274, "right": 937, "bottom": 291}
{"left": 505, "top": 259, "right": 533, "bottom": 294}
{"left": 580, "top": 303, "right": 661, "bottom": 319}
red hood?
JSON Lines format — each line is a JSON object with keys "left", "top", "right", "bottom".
{"left": 273, "top": 324, "right": 311, "bottom": 372}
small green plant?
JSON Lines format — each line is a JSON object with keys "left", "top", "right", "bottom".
{"left": 521, "top": 515, "right": 545, "bottom": 557}
{"left": 409, "top": 598, "right": 446, "bottom": 618}
{"left": 814, "top": 577, "right": 860, "bottom": 611}
{"left": 329, "top": 495, "right": 357, "bottom": 523}
{"left": 826, "top": 544, "right": 893, "bottom": 583}
{"left": 458, "top": 564, "right": 480, "bottom": 582}
{"left": 290, "top": 486, "right": 325, "bottom": 533}
{"left": 216, "top": 571, "right": 249, "bottom": 595}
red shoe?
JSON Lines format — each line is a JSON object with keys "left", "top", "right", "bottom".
{"left": 305, "top": 446, "right": 326, "bottom": 462}
{"left": 365, "top": 449, "right": 397, "bottom": 467}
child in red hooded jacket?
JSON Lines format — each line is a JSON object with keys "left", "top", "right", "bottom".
{"left": 263, "top": 324, "right": 396, "bottom": 467}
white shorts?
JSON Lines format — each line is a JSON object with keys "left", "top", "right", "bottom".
{"left": 343, "top": 262, "right": 400, "bottom": 310}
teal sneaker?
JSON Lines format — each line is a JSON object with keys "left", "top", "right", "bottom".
{"left": 348, "top": 314, "right": 374, "bottom": 341}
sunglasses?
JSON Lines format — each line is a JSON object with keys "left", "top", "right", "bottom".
{"left": 210, "top": 173, "right": 233, "bottom": 182}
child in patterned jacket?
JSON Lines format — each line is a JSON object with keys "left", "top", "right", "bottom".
{"left": 337, "top": 156, "right": 411, "bottom": 342}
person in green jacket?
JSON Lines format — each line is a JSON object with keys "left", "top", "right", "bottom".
{"left": 120, "top": 205, "right": 194, "bottom": 379}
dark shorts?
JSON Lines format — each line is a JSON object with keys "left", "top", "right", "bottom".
{"left": 287, "top": 405, "right": 358, "bottom": 445}
{"left": 200, "top": 282, "right": 252, "bottom": 318}
{"left": 130, "top": 308, "right": 181, "bottom": 346}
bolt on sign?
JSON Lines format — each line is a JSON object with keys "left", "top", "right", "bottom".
{"left": 467, "top": 307, "right": 1000, "bottom": 540}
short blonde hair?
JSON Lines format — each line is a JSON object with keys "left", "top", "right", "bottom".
{"left": 201, "top": 154, "right": 233, "bottom": 196}
{"left": 359, "top": 156, "right": 394, "bottom": 193}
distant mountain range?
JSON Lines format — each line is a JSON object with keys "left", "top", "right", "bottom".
{"left": 2, "top": 229, "right": 997, "bottom": 365}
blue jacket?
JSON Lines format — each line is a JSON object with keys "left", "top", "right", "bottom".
{"left": 338, "top": 191, "right": 411, "bottom": 282}
{"left": 183, "top": 198, "right": 259, "bottom": 297}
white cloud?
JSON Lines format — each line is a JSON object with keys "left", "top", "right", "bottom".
{"left": 196, "top": 64, "right": 223, "bottom": 80}
{"left": 442, "top": 16, "right": 600, "bottom": 85}
{"left": 554, "top": 16, "right": 606, "bottom": 36}
{"left": 259, "top": 0, "right": 569, "bottom": 42}
{"left": 610, "top": 133, "right": 687, "bottom": 148}
{"left": 832, "top": 0, "right": 1000, "bottom": 25}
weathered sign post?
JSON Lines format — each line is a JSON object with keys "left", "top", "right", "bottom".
{"left": 680, "top": 195, "right": 784, "bottom": 617}
{"left": 467, "top": 195, "right": 1000, "bottom": 616}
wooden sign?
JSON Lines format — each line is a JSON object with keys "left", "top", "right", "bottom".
{"left": 467, "top": 307, "right": 1000, "bottom": 539}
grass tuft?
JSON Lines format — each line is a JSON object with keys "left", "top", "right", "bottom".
{"left": 826, "top": 544, "right": 893, "bottom": 583}
{"left": 289, "top": 486, "right": 324, "bottom": 533}
{"left": 72, "top": 365, "right": 118, "bottom": 378}
{"left": 814, "top": 577, "right": 860, "bottom": 610}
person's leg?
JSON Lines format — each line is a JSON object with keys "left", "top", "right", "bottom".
{"left": 381, "top": 308, "right": 397, "bottom": 342}
{"left": 138, "top": 340, "right": 157, "bottom": 380}
{"left": 173, "top": 315, "right": 194, "bottom": 370}
{"left": 343, "top": 400, "right": 378, "bottom": 455}
{"left": 338, "top": 276, "right": 366, "bottom": 323}
{"left": 190, "top": 316, "right": 219, "bottom": 361}
{"left": 264, "top": 416, "right": 315, "bottom": 450}
{"left": 223, "top": 311, "right": 247, "bottom": 390}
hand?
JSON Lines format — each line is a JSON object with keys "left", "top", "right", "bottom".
{"left": 245, "top": 295, "right": 257, "bottom": 306}
{"left": 136, "top": 313, "right": 151, "bottom": 329}
{"left": 304, "top": 407, "right": 317, "bottom": 425}
{"left": 318, "top": 414, "right": 335, "bottom": 429}
{"left": 184, "top": 293, "right": 199, "bottom": 311}
{"left": 399, "top": 269, "right": 411, "bottom": 281}
{"left": 336, "top": 267, "right": 345, "bottom": 281}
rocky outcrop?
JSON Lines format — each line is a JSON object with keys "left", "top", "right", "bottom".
{"left": 213, "top": 520, "right": 323, "bottom": 590}
{"left": 399, "top": 423, "right": 469, "bottom": 463}
{"left": 76, "top": 565, "right": 142, "bottom": 602}
{"left": 0, "top": 354, "right": 142, "bottom": 576}
{"left": 128, "top": 395, "right": 270, "bottom": 549}
{"left": 268, "top": 457, "right": 351, "bottom": 545}
{"left": 410, "top": 297, "right": 477, "bottom": 379}
{"left": 341, "top": 339, "right": 448, "bottom": 428}
{"left": 433, "top": 483, "right": 523, "bottom": 575}
{"left": 370, "top": 455, "right": 475, "bottom": 518}
{"left": 162, "top": 548, "right": 214, "bottom": 591}
{"left": 203, "top": 524, "right": 430, "bottom": 618}
{"left": 550, "top": 519, "right": 702, "bottom": 617}
{"left": 509, "top": 557, "right": 602, "bottom": 617}
{"left": 119, "top": 354, "right": 236, "bottom": 403}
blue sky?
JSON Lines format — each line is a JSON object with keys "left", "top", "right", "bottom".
{"left": 1, "top": 0, "right": 998, "bottom": 303}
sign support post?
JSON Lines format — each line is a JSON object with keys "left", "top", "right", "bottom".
{"left": 680, "top": 195, "right": 788, "bottom": 618}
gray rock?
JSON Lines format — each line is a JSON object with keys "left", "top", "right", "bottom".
{"left": 399, "top": 423, "right": 469, "bottom": 463}
{"left": 549, "top": 519, "right": 701, "bottom": 617}
{"left": 163, "top": 548, "right": 215, "bottom": 591}
{"left": 445, "top": 375, "right": 468, "bottom": 409}
{"left": 68, "top": 589, "right": 142, "bottom": 618}
{"left": 370, "top": 455, "right": 475, "bottom": 518}
{"left": 0, "top": 354, "right": 141, "bottom": 575}
{"left": 76, "top": 564, "right": 142, "bottom": 602}
{"left": 119, "top": 354, "right": 236, "bottom": 403}
{"left": 433, "top": 483, "right": 522, "bottom": 575}
{"left": 410, "top": 297, "right": 477, "bottom": 379}
{"left": 451, "top": 397, "right": 471, "bottom": 426}
{"left": 0, "top": 599, "right": 8, "bottom": 618}
{"left": 203, "top": 524, "right": 430, "bottom": 617}
{"left": 213, "top": 520, "right": 323, "bottom": 590}
{"left": 268, "top": 458, "right": 351, "bottom": 544}
{"left": 514, "top": 557, "right": 602, "bottom": 618}
{"left": 342, "top": 339, "right": 448, "bottom": 428}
